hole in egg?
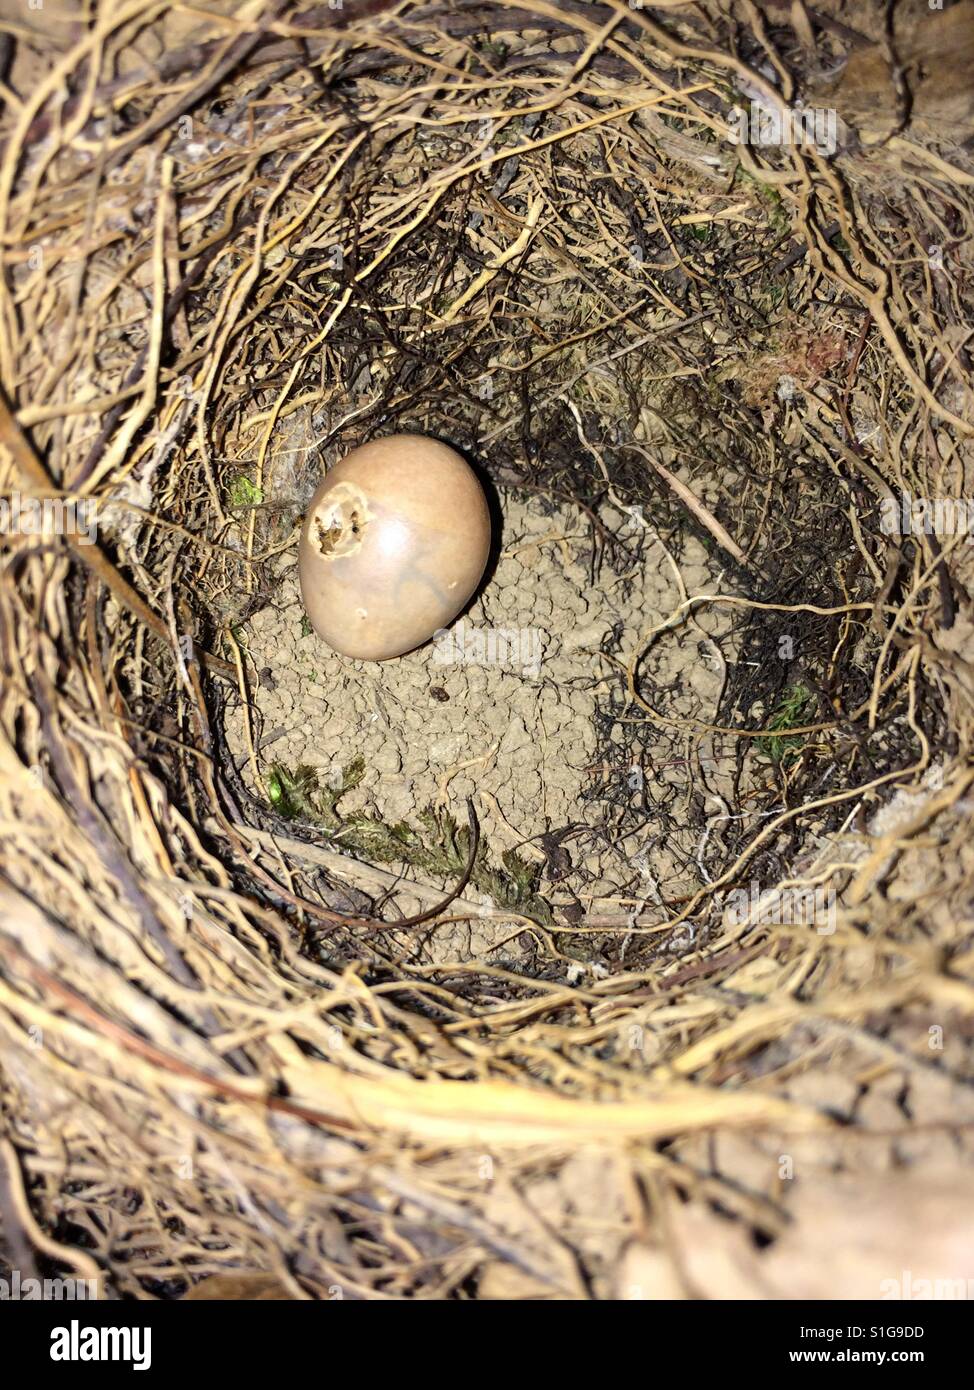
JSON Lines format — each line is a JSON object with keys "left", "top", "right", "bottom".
{"left": 315, "top": 519, "right": 343, "bottom": 555}
{"left": 313, "top": 496, "right": 369, "bottom": 558}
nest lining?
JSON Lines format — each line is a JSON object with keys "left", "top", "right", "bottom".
{"left": 0, "top": 0, "right": 973, "bottom": 1299}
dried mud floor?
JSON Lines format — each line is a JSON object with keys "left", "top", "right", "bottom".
{"left": 226, "top": 491, "right": 741, "bottom": 961}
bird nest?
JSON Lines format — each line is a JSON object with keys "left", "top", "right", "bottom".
{"left": 1, "top": 0, "right": 973, "bottom": 1300}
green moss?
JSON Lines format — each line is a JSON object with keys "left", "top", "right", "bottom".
{"left": 223, "top": 624, "right": 247, "bottom": 656}
{"left": 228, "top": 474, "right": 263, "bottom": 509}
{"left": 265, "top": 758, "right": 552, "bottom": 924}
{"left": 756, "top": 683, "right": 816, "bottom": 764}
{"left": 496, "top": 118, "right": 523, "bottom": 146}
{"left": 266, "top": 763, "right": 321, "bottom": 819}
{"left": 734, "top": 166, "right": 790, "bottom": 236}
{"left": 765, "top": 282, "right": 785, "bottom": 310}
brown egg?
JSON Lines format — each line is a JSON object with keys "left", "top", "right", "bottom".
{"left": 298, "top": 434, "right": 491, "bottom": 661}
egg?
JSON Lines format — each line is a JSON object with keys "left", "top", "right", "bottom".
{"left": 298, "top": 434, "right": 491, "bottom": 660}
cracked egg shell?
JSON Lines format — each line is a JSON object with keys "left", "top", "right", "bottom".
{"left": 298, "top": 434, "right": 491, "bottom": 661}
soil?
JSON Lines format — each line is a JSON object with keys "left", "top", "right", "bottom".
{"left": 225, "top": 488, "right": 740, "bottom": 954}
